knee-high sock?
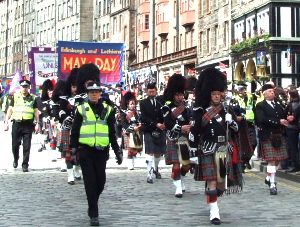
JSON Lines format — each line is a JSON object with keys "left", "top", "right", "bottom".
{"left": 153, "top": 157, "right": 161, "bottom": 171}
{"left": 267, "top": 165, "right": 276, "bottom": 187}
{"left": 146, "top": 155, "right": 154, "bottom": 177}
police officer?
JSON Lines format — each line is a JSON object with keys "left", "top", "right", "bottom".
{"left": 4, "top": 79, "right": 39, "bottom": 172}
{"left": 70, "top": 81, "right": 123, "bottom": 226}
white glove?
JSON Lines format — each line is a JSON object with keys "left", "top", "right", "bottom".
{"left": 225, "top": 113, "right": 232, "bottom": 123}
{"left": 4, "top": 121, "right": 9, "bottom": 131}
{"left": 188, "top": 132, "right": 194, "bottom": 142}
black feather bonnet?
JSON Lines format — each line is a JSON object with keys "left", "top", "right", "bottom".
{"left": 194, "top": 68, "right": 227, "bottom": 109}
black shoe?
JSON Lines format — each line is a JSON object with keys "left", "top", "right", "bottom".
{"left": 211, "top": 218, "right": 221, "bottom": 225}
{"left": 175, "top": 193, "right": 183, "bottom": 198}
{"left": 264, "top": 179, "right": 270, "bottom": 187}
{"left": 246, "top": 162, "right": 252, "bottom": 170}
{"left": 147, "top": 177, "right": 153, "bottom": 184}
{"left": 68, "top": 181, "right": 75, "bottom": 185}
{"left": 90, "top": 217, "right": 99, "bottom": 226}
{"left": 75, "top": 176, "right": 82, "bottom": 180}
{"left": 13, "top": 161, "right": 18, "bottom": 168}
{"left": 270, "top": 187, "right": 277, "bottom": 195}
{"left": 22, "top": 166, "right": 29, "bottom": 172}
{"left": 153, "top": 170, "right": 162, "bottom": 179}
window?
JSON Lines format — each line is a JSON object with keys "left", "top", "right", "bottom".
{"left": 214, "top": 25, "right": 218, "bottom": 51}
{"left": 106, "top": 23, "right": 109, "bottom": 37}
{"left": 145, "top": 14, "right": 149, "bottom": 30}
{"left": 206, "top": 0, "right": 210, "bottom": 14}
{"left": 223, "top": 21, "right": 228, "bottom": 48}
{"left": 207, "top": 28, "right": 210, "bottom": 53}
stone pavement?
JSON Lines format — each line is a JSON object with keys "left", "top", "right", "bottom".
{"left": 1, "top": 168, "right": 300, "bottom": 227}
{"left": 1, "top": 126, "right": 300, "bottom": 226}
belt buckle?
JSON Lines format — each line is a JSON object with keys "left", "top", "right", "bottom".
{"left": 217, "top": 136, "right": 225, "bottom": 143}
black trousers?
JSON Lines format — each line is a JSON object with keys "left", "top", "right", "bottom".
{"left": 11, "top": 122, "right": 33, "bottom": 167}
{"left": 286, "top": 128, "right": 300, "bottom": 168}
{"left": 79, "top": 148, "right": 108, "bottom": 218}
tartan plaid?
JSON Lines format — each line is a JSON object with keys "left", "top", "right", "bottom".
{"left": 57, "top": 129, "right": 71, "bottom": 160}
{"left": 260, "top": 137, "right": 288, "bottom": 161}
{"left": 194, "top": 145, "right": 243, "bottom": 189}
{"left": 202, "top": 105, "right": 223, "bottom": 127}
{"left": 165, "top": 139, "right": 180, "bottom": 165}
{"left": 144, "top": 132, "right": 166, "bottom": 155}
{"left": 194, "top": 154, "right": 217, "bottom": 181}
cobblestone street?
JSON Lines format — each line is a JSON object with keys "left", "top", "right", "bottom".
{"left": 0, "top": 167, "right": 300, "bottom": 227}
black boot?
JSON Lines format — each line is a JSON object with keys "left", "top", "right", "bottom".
{"left": 90, "top": 217, "right": 99, "bottom": 226}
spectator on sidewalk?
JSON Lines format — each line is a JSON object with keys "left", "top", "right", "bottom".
{"left": 287, "top": 89, "right": 300, "bottom": 172}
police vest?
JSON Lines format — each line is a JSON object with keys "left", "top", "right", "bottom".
{"left": 237, "top": 94, "right": 255, "bottom": 122}
{"left": 78, "top": 101, "right": 112, "bottom": 148}
{"left": 11, "top": 92, "right": 35, "bottom": 121}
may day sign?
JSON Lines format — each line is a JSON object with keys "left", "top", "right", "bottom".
{"left": 57, "top": 41, "right": 124, "bottom": 84}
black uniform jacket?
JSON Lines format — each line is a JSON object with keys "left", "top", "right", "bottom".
{"left": 70, "top": 99, "right": 119, "bottom": 152}
{"left": 140, "top": 95, "right": 164, "bottom": 132}
{"left": 255, "top": 99, "right": 286, "bottom": 140}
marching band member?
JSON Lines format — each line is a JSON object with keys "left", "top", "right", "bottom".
{"left": 38, "top": 79, "right": 54, "bottom": 152}
{"left": 256, "top": 83, "right": 288, "bottom": 195}
{"left": 162, "top": 74, "right": 192, "bottom": 198}
{"left": 189, "top": 68, "right": 243, "bottom": 225}
{"left": 121, "top": 91, "right": 143, "bottom": 170}
{"left": 140, "top": 82, "right": 166, "bottom": 183}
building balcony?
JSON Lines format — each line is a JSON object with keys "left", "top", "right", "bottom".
{"left": 139, "top": 30, "right": 150, "bottom": 45}
{"left": 156, "top": 22, "right": 169, "bottom": 37}
{"left": 181, "top": 10, "right": 195, "bottom": 27}
{"left": 139, "top": 2, "right": 150, "bottom": 14}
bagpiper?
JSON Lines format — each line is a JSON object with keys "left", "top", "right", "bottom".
{"left": 189, "top": 68, "right": 243, "bottom": 225}
{"left": 161, "top": 74, "right": 192, "bottom": 198}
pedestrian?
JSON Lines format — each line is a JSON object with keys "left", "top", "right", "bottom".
{"left": 256, "top": 83, "right": 288, "bottom": 195}
{"left": 4, "top": 79, "right": 39, "bottom": 172}
{"left": 161, "top": 74, "right": 192, "bottom": 198}
{"left": 285, "top": 89, "right": 300, "bottom": 172}
{"left": 140, "top": 82, "right": 166, "bottom": 183}
{"left": 189, "top": 68, "right": 243, "bottom": 225}
{"left": 70, "top": 80, "right": 123, "bottom": 226}
{"left": 121, "top": 91, "right": 143, "bottom": 170}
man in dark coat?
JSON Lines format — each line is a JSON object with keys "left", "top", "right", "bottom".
{"left": 256, "top": 83, "right": 288, "bottom": 195}
{"left": 140, "top": 83, "right": 166, "bottom": 183}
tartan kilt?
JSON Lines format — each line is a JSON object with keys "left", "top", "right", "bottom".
{"left": 144, "top": 132, "right": 166, "bottom": 155}
{"left": 122, "top": 132, "right": 143, "bottom": 153}
{"left": 194, "top": 150, "right": 244, "bottom": 186}
{"left": 259, "top": 137, "right": 288, "bottom": 162}
{"left": 194, "top": 154, "right": 217, "bottom": 181}
{"left": 165, "top": 140, "right": 180, "bottom": 165}
{"left": 57, "top": 129, "right": 71, "bottom": 160}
